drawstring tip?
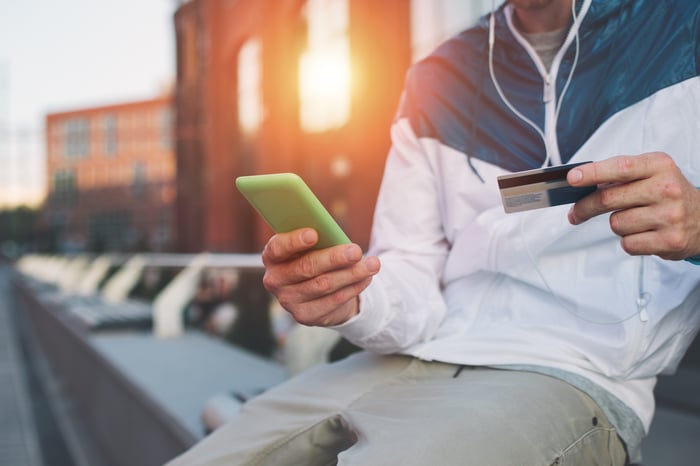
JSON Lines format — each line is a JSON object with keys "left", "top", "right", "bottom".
{"left": 639, "top": 308, "right": 649, "bottom": 322}
{"left": 637, "top": 291, "right": 651, "bottom": 323}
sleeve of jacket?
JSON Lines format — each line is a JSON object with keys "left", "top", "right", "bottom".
{"left": 330, "top": 115, "right": 451, "bottom": 354}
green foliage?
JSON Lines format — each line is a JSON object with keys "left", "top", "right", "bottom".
{"left": 0, "top": 206, "right": 41, "bottom": 258}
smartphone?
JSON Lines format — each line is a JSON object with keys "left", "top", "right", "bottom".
{"left": 236, "top": 173, "right": 351, "bottom": 250}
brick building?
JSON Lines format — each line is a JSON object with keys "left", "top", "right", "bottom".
{"left": 44, "top": 96, "right": 176, "bottom": 252}
{"left": 173, "top": 0, "right": 411, "bottom": 252}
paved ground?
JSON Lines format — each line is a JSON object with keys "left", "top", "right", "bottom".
{"left": 0, "top": 265, "right": 43, "bottom": 465}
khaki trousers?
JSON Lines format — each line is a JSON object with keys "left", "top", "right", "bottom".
{"left": 166, "top": 351, "right": 627, "bottom": 466}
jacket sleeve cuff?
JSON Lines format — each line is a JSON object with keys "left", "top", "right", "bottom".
{"left": 328, "top": 280, "right": 386, "bottom": 345}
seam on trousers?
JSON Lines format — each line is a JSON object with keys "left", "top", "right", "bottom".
{"left": 552, "top": 426, "right": 618, "bottom": 465}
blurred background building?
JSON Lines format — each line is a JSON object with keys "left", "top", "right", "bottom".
{"left": 43, "top": 95, "right": 176, "bottom": 253}
{"left": 173, "top": 0, "right": 493, "bottom": 253}
{"left": 174, "top": 0, "right": 411, "bottom": 253}
{"left": 1, "top": 0, "right": 493, "bottom": 256}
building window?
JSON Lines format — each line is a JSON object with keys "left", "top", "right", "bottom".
{"left": 132, "top": 162, "right": 147, "bottom": 197}
{"left": 238, "top": 38, "right": 263, "bottom": 134}
{"left": 64, "top": 118, "right": 90, "bottom": 157}
{"left": 299, "top": 0, "right": 351, "bottom": 133}
{"left": 53, "top": 169, "right": 77, "bottom": 204}
{"left": 104, "top": 114, "right": 118, "bottom": 155}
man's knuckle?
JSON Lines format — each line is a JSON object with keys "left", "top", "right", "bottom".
{"left": 347, "top": 263, "right": 364, "bottom": 281}
{"left": 313, "top": 274, "right": 332, "bottom": 293}
{"left": 331, "top": 289, "right": 349, "bottom": 306}
{"left": 665, "top": 203, "right": 685, "bottom": 225}
{"left": 620, "top": 237, "right": 638, "bottom": 256}
{"left": 660, "top": 179, "right": 683, "bottom": 200}
{"left": 299, "top": 254, "right": 316, "bottom": 277}
{"left": 292, "top": 310, "right": 314, "bottom": 326}
{"left": 262, "top": 272, "right": 277, "bottom": 292}
{"left": 616, "top": 156, "right": 634, "bottom": 175}
{"left": 598, "top": 189, "right": 615, "bottom": 209}
{"left": 277, "top": 295, "right": 295, "bottom": 312}
{"left": 264, "top": 239, "right": 282, "bottom": 261}
{"left": 317, "top": 316, "right": 333, "bottom": 327}
{"left": 609, "top": 212, "right": 623, "bottom": 235}
{"left": 261, "top": 246, "right": 272, "bottom": 265}
{"left": 664, "top": 231, "right": 687, "bottom": 252}
{"left": 330, "top": 247, "right": 347, "bottom": 265}
{"left": 654, "top": 151, "right": 674, "bottom": 167}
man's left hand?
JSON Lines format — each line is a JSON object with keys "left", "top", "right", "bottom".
{"left": 567, "top": 152, "right": 700, "bottom": 260}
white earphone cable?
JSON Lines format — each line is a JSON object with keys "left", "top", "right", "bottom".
{"left": 488, "top": 0, "right": 581, "bottom": 168}
{"left": 492, "top": 1, "right": 651, "bottom": 325}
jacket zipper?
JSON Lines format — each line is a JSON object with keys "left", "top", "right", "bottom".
{"left": 503, "top": 0, "right": 592, "bottom": 166}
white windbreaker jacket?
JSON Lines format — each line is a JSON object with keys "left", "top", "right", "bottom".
{"left": 335, "top": 0, "right": 700, "bottom": 440}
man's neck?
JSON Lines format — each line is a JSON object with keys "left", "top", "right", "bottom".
{"left": 511, "top": 0, "right": 574, "bottom": 34}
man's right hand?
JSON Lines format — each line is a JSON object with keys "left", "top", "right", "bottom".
{"left": 261, "top": 228, "right": 381, "bottom": 327}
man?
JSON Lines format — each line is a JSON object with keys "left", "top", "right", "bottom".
{"left": 168, "top": 0, "right": 700, "bottom": 464}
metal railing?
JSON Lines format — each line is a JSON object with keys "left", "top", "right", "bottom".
{"left": 16, "top": 252, "right": 264, "bottom": 338}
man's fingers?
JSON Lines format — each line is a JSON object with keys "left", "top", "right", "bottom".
{"left": 272, "top": 256, "right": 380, "bottom": 326}
{"left": 567, "top": 154, "right": 667, "bottom": 187}
{"left": 295, "top": 244, "right": 364, "bottom": 281}
{"left": 262, "top": 228, "right": 318, "bottom": 265}
{"left": 569, "top": 180, "right": 653, "bottom": 225}
{"left": 274, "top": 255, "right": 380, "bottom": 303}
{"left": 264, "top": 242, "right": 366, "bottom": 290}
{"left": 259, "top": 226, "right": 380, "bottom": 327}
{"left": 608, "top": 206, "right": 656, "bottom": 237}
{"left": 288, "top": 277, "right": 375, "bottom": 327}
{"left": 568, "top": 153, "right": 686, "bottom": 225}
{"left": 618, "top": 230, "right": 690, "bottom": 260}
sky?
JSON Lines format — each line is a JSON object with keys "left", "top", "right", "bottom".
{"left": 0, "top": 0, "right": 176, "bottom": 207}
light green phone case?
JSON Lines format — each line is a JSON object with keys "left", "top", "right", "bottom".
{"left": 236, "top": 173, "right": 351, "bottom": 250}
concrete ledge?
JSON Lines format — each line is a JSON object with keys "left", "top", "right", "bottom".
{"left": 14, "top": 266, "right": 289, "bottom": 466}
{"left": 15, "top": 278, "right": 196, "bottom": 466}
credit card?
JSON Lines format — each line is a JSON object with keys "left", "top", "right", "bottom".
{"left": 497, "top": 161, "right": 596, "bottom": 214}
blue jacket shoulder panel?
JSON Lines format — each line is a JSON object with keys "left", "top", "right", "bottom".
{"left": 398, "top": 16, "right": 546, "bottom": 173}
{"left": 397, "top": 0, "right": 700, "bottom": 173}
{"left": 558, "top": 0, "right": 700, "bottom": 159}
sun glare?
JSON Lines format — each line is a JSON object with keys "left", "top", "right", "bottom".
{"left": 298, "top": 0, "right": 350, "bottom": 133}
{"left": 299, "top": 41, "right": 351, "bottom": 133}
{"left": 238, "top": 38, "right": 263, "bottom": 134}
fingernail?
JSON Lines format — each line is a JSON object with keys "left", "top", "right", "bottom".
{"left": 365, "top": 256, "right": 380, "bottom": 273}
{"left": 302, "top": 229, "right": 316, "bottom": 245}
{"left": 344, "top": 245, "right": 361, "bottom": 261}
{"left": 569, "top": 169, "right": 583, "bottom": 184}
{"left": 568, "top": 207, "right": 577, "bottom": 225}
